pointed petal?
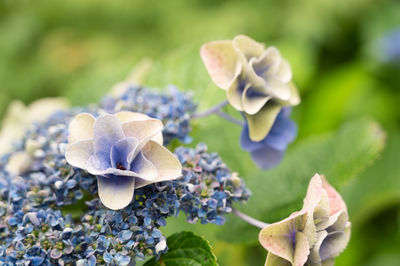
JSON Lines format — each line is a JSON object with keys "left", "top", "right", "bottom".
{"left": 242, "top": 84, "right": 271, "bottom": 115}
{"left": 141, "top": 140, "right": 182, "bottom": 182}
{"left": 303, "top": 174, "right": 330, "bottom": 213}
{"left": 110, "top": 137, "right": 139, "bottom": 170}
{"left": 130, "top": 151, "right": 158, "bottom": 182}
{"left": 97, "top": 175, "right": 135, "bottom": 210}
{"left": 68, "top": 113, "right": 95, "bottom": 143}
{"left": 259, "top": 211, "right": 308, "bottom": 264}
{"left": 200, "top": 40, "right": 243, "bottom": 90}
{"left": 250, "top": 146, "right": 284, "bottom": 170}
{"left": 93, "top": 114, "right": 125, "bottom": 155}
{"left": 265, "top": 252, "right": 291, "bottom": 266}
{"left": 232, "top": 34, "right": 265, "bottom": 60}
{"left": 122, "top": 119, "right": 163, "bottom": 147}
{"left": 245, "top": 101, "right": 282, "bottom": 141}
{"left": 65, "top": 140, "right": 94, "bottom": 169}
{"left": 321, "top": 176, "right": 347, "bottom": 215}
{"left": 227, "top": 79, "right": 246, "bottom": 111}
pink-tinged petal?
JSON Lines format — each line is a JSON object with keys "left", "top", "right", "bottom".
{"left": 110, "top": 137, "right": 139, "bottom": 170}
{"left": 200, "top": 40, "right": 243, "bottom": 90}
{"left": 265, "top": 252, "right": 291, "bottom": 266}
{"left": 130, "top": 151, "right": 158, "bottom": 184}
{"left": 242, "top": 85, "right": 271, "bottom": 115}
{"left": 93, "top": 114, "right": 125, "bottom": 155}
{"left": 275, "top": 59, "right": 293, "bottom": 84}
{"left": 226, "top": 79, "right": 246, "bottom": 111}
{"left": 122, "top": 119, "right": 163, "bottom": 147}
{"left": 245, "top": 101, "right": 282, "bottom": 141}
{"left": 321, "top": 176, "right": 347, "bottom": 215}
{"left": 97, "top": 175, "right": 135, "bottom": 210}
{"left": 259, "top": 210, "right": 308, "bottom": 264}
{"left": 232, "top": 35, "right": 265, "bottom": 61}
{"left": 65, "top": 140, "right": 94, "bottom": 169}
{"left": 141, "top": 140, "right": 182, "bottom": 182}
{"left": 68, "top": 113, "right": 95, "bottom": 144}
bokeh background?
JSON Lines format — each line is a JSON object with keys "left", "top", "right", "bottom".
{"left": 1, "top": 0, "right": 399, "bottom": 265}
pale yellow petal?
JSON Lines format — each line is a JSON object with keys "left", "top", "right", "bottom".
{"left": 65, "top": 140, "right": 94, "bottom": 169}
{"left": 265, "top": 252, "right": 291, "bottom": 266}
{"left": 245, "top": 101, "right": 282, "bottom": 141}
{"left": 122, "top": 119, "right": 163, "bottom": 146}
{"left": 242, "top": 85, "right": 271, "bottom": 115}
{"left": 232, "top": 34, "right": 265, "bottom": 61}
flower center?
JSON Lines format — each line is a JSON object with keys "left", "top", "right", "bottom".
{"left": 116, "top": 163, "right": 126, "bottom": 171}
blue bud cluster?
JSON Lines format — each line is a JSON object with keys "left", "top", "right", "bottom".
{"left": 0, "top": 86, "right": 250, "bottom": 265}
{"left": 100, "top": 84, "right": 196, "bottom": 144}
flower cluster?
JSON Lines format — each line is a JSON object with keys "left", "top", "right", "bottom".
{"left": 0, "top": 85, "right": 250, "bottom": 265}
{"left": 259, "top": 174, "right": 351, "bottom": 266}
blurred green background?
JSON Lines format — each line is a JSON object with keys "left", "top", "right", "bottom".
{"left": 1, "top": 0, "right": 399, "bottom": 265}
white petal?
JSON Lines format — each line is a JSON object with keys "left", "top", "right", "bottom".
{"left": 65, "top": 140, "right": 94, "bottom": 169}
{"left": 97, "top": 176, "right": 135, "bottom": 210}
{"left": 275, "top": 59, "right": 293, "bottom": 83}
{"left": 141, "top": 141, "right": 182, "bottom": 182}
{"left": 122, "top": 119, "right": 163, "bottom": 147}
{"left": 68, "top": 113, "right": 95, "bottom": 144}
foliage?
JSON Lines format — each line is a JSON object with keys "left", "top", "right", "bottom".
{"left": 144, "top": 231, "right": 218, "bottom": 266}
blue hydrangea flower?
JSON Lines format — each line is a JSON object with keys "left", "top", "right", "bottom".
{"left": 65, "top": 111, "right": 182, "bottom": 210}
{"left": 240, "top": 107, "right": 297, "bottom": 169}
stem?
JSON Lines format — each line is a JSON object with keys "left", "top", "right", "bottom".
{"left": 191, "top": 100, "right": 229, "bottom": 119}
{"left": 232, "top": 208, "right": 269, "bottom": 229}
{"left": 216, "top": 110, "right": 244, "bottom": 126}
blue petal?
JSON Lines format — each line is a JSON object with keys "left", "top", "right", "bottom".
{"left": 110, "top": 137, "right": 139, "bottom": 170}
{"left": 250, "top": 146, "right": 284, "bottom": 170}
{"left": 93, "top": 114, "right": 125, "bottom": 160}
{"left": 240, "top": 124, "right": 264, "bottom": 152}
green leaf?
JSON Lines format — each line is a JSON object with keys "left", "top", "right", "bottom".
{"left": 218, "top": 118, "right": 386, "bottom": 243}
{"left": 144, "top": 231, "right": 218, "bottom": 266}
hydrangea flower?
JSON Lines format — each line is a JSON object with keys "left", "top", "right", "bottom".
{"left": 65, "top": 111, "right": 182, "bottom": 210}
{"left": 259, "top": 174, "right": 351, "bottom": 266}
{"left": 200, "top": 34, "right": 300, "bottom": 141}
{"left": 240, "top": 107, "right": 297, "bottom": 169}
